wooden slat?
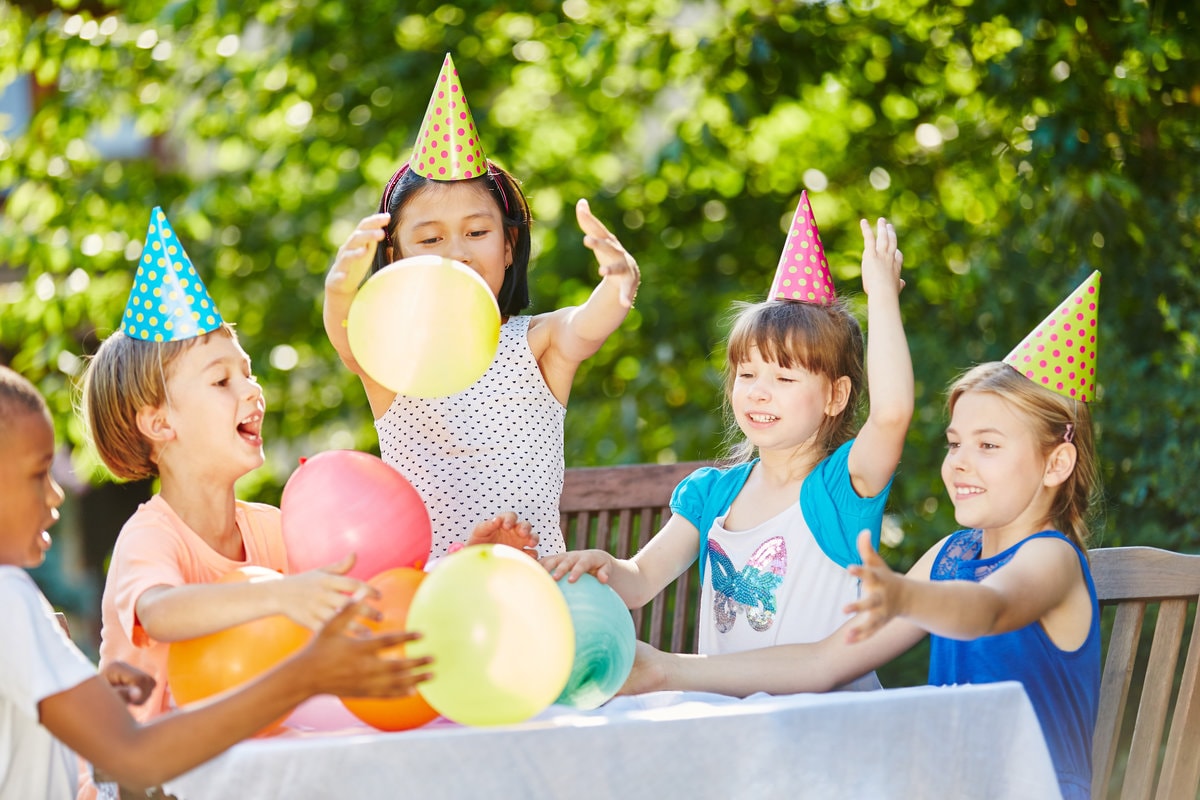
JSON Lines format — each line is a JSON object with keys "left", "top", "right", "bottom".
{"left": 1155, "top": 610, "right": 1200, "bottom": 799}
{"left": 559, "top": 462, "right": 710, "bottom": 511}
{"left": 1120, "top": 600, "right": 1186, "bottom": 800}
{"left": 1093, "top": 601, "right": 1145, "bottom": 798}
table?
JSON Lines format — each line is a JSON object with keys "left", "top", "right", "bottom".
{"left": 163, "top": 682, "right": 1060, "bottom": 799}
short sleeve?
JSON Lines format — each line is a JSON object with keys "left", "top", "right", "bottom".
{"left": 669, "top": 467, "right": 728, "bottom": 529}
{"left": 0, "top": 570, "right": 95, "bottom": 717}
{"left": 107, "top": 514, "right": 191, "bottom": 647}
{"left": 801, "top": 439, "right": 895, "bottom": 568}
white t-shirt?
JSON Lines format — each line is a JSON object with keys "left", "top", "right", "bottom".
{"left": 0, "top": 566, "right": 97, "bottom": 800}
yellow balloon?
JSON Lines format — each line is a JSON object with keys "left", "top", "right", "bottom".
{"left": 347, "top": 255, "right": 501, "bottom": 397}
{"left": 405, "top": 544, "right": 575, "bottom": 726}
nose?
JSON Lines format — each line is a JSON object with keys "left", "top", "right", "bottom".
{"left": 48, "top": 475, "right": 65, "bottom": 512}
{"left": 242, "top": 375, "right": 263, "bottom": 402}
{"left": 746, "top": 379, "right": 769, "bottom": 402}
{"left": 449, "top": 235, "right": 471, "bottom": 265}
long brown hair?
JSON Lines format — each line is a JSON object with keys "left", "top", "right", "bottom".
{"left": 948, "top": 361, "right": 1101, "bottom": 550}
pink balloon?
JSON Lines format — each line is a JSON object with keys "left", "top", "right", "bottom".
{"left": 281, "top": 450, "right": 432, "bottom": 581}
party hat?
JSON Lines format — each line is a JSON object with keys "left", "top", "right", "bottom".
{"left": 769, "top": 191, "right": 836, "bottom": 304}
{"left": 410, "top": 54, "right": 487, "bottom": 181}
{"left": 1003, "top": 271, "right": 1100, "bottom": 402}
{"left": 120, "top": 207, "right": 223, "bottom": 343}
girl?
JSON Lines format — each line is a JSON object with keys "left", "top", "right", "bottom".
{"left": 0, "top": 365, "right": 431, "bottom": 799}
{"left": 545, "top": 201, "right": 912, "bottom": 690}
{"left": 83, "top": 208, "right": 507, "bottom": 724}
{"left": 324, "top": 55, "right": 639, "bottom": 560}
{"left": 621, "top": 273, "right": 1104, "bottom": 800}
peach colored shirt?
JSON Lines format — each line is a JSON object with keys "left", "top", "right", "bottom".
{"left": 97, "top": 495, "right": 289, "bottom": 721}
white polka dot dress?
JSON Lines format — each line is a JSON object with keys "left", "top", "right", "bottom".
{"left": 376, "top": 315, "right": 566, "bottom": 559}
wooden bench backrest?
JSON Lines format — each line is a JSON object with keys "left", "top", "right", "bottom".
{"left": 1090, "top": 546, "right": 1200, "bottom": 800}
{"left": 560, "top": 461, "right": 710, "bottom": 654}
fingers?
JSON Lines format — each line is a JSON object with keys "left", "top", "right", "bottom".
{"left": 322, "top": 552, "right": 357, "bottom": 575}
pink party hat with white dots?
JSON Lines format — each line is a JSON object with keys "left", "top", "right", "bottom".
{"left": 120, "top": 207, "right": 223, "bottom": 343}
{"left": 410, "top": 54, "right": 487, "bottom": 181}
{"left": 769, "top": 191, "right": 836, "bottom": 305}
{"left": 1004, "top": 271, "right": 1101, "bottom": 402}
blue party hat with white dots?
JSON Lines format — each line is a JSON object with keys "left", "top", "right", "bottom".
{"left": 121, "top": 207, "right": 223, "bottom": 342}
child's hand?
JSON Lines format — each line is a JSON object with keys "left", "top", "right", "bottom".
{"left": 299, "top": 597, "right": 433, "bottom": 699}
{"left": 279, "top": 554, "right": 375, "bottom": 631}
{"left": 577, "top": 198, "right": 640, "bottom": 308}
{"left": 844, "top": 530, "right": 904, "bottom": 643}
{"left": 101, "top": 661, "right": 155, "bottom": 706}
{"left": 618, "top": 641, "right": 670, "bottom": 695}
{"left": 541, "top": 549, "right": 616, "bottom": 584}
{"left": 859, "top": 216, "right": 905, "bottom": 297}
{"left": 326, "top": 213, "right": 389, "bottom": 298}
{"left": 467, "top": 512, "right": 540, "bottom": 558}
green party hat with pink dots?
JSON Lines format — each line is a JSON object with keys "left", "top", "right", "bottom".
{"left": 120, "top": 207, "right": 223, "bottom": 343}
{"left": 410, "top": 54, "right": 487, "bottom": 181}
{"left": 769, "top": 191, "right": 836, "bottom": 305}
{"left": 1004, "top": 270, "right": 1100, "bottom": 402}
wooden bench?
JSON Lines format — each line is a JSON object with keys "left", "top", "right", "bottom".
{"left": 559, "top": 460, "right": 710, "bottom": 654}
{"left": 560, "top": 464, "right": 1200, "bottom": 800}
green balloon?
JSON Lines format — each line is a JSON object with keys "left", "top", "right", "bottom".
{"left": 406, "top": 545, "right": 574, "bottom": 726}
{"left": 554, "top": 573, "right": 637, "bottom": 709}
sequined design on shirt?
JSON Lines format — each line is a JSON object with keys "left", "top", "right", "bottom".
{"left": 708, "top": 537, "right": 788, "bottom": 633}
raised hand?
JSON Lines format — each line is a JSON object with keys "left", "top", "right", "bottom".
{"left": 859, "top": 216, "right": 905, "bottom": 297}
{"left": 577, "top": 199, "right": 640, "bottom": 308}
{"left": 326, "top": 213, "right": 390, "bottom": 298}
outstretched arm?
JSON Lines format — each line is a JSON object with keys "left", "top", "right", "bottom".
{"left": 542, "top": 513, "right": 701, "bottom": 609}
{"left": 845, "top": 530, "right": 1085, "bottom": 643}
{"left": 41, "top": 600, "right": 431, "bottom": 792}
{"left": 136, "top": 554, "right": 371, "bottom": 640}
{"left": 542, "top": 199, "right": 640, "bottom": 365}
{"left": 847, "top": 217, "right": 913, "bottom": 500}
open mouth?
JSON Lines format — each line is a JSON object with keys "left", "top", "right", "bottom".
{"left": 237, "top": 412, "right": 264, "bottom": 446}
{"left": 746, "top": 413, "right": 779, "bottom": 424}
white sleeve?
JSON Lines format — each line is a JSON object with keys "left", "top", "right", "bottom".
{"left": 0, "top": 569, "right": 97, "bottom": 718}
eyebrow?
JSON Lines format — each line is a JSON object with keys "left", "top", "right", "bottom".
{"left": 409, "top": 212, "right": 496, "bottom": 229}
{"left": 202, "top": 355, "right": 249, "bottom": 373}
{"left": 945, "top": 426, "right": 1007, "bottom": 437}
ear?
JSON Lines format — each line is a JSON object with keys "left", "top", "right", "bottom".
{"left": 135, "top": 404, "right": 176, "bottom": 446}
{"left": 504, "top": 226, "right": 516, "bottom": 268}
{"left": 1043, "top": 442, "right": 1077, "bottom": 488}
{"left": 825, "top": 375, "right": 852, "bottom": 417}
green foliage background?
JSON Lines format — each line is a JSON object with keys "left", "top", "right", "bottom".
{"left": 2, "top": 0, "right": 1198, "bottom": 694}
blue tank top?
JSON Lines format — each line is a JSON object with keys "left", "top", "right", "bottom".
{"left": 928, "top": 529, "right": 1100, "bottom": 800}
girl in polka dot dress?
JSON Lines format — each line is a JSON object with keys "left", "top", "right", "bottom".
{"left": 324, "top": 56, "right": 639, "bottom": 560}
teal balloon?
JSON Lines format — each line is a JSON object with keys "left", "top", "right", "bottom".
{"left": 554, "top": 573, "right": 637, "bottom": 709}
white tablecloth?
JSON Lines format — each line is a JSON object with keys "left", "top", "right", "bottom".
{"left": 163, "top": 682, "right": 1059, "bottom": 799}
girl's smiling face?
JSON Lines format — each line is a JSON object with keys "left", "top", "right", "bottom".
{"left": 392, "top": 181, "right": 513, "bottom": 299}
{"left": 0, "top": 409, "right": 64, "bottom": 569}
{"left": 941, "top": 390, "right": 1059, "bottom": 541}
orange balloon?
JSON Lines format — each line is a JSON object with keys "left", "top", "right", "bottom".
{"left": 166, "top": 567, "right": 311, "bottom": 734}
{"left": 340, "top": 567, "right": 439, "bottom": 731}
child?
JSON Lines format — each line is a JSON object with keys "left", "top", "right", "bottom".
{"left": 0, "top": 365, "right": 432, "bottom": 799}
{"left": 82, "top": 208, "right": 507, "bottom": 724}
{"left": 324, "top": 54, "right": 639, "bottom": 559}
{"left": 545, "top": 194, "right": 913, "bottom": 690}
{"left": 622, "top": 272, "right": 1103, "bottom": 800}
